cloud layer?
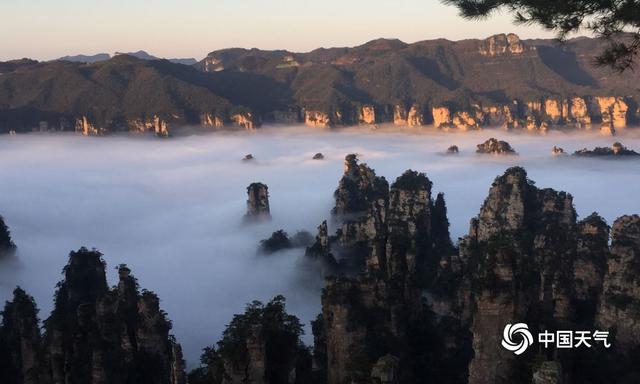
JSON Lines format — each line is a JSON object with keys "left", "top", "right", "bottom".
{"left": 0, "top": 126, "right": 638, "bottom": 366}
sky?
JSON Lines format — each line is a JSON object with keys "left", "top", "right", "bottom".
{"left": 0, "top": 0, "right": 559, "bottom": 61}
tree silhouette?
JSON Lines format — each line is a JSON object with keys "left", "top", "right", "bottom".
{"left": 443, "top": 0, "right": 640, "bottom": 71}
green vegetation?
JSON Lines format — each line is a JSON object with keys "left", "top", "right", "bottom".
{"left": 189, "top": 296, "right": 311, "bottom": 384}
{"left": 444, "top": 0, "right": 640, "bottom": 72}
{"left": 0, "top": 215, "right": 16, "bottom": 255}
{"left": 391, "top": 170, "right": 433, "bottom": 192}
{"left": 259, "top": 230, "right": 314, "bottom": 254}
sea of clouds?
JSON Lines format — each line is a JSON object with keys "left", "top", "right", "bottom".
{"left": 0, "top": 125, "right": 639, "bottom": 366}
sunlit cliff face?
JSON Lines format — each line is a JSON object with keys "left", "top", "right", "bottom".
{"left": 0, "top": 125, "right": 639, "bottom": 365}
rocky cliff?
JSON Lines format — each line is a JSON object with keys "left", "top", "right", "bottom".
{"left": 479, "top": 33, "right": 526, "bottom": 56}
{"left": 245, "top": 183, "right": 272, "bottom": 222}
{"left": 3, "top": 34, "right": 640, "bottom": 135}
{"left": 0, "top": 248, "right": 186, "bottom": 384}
{"left": 0, "top": 288, "right": 43, "bottom": 384}
{"left": 458, "top": 167, "right": 578, "bottom": 384}
{"left": 188, "top": 296, "right": 312, "bottom": 384}
{"left": 597, "top": 215, "right": 640, "bottom": 350}
{"left": 303, "top": 156, "right": 467, "bottom": 384}
{"left": 304, "top": 161, "right": 640, "bottom": 384}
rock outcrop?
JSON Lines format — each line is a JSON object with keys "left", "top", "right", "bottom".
{"left": 551, "top": 146, "right": 565, "bottom": 156}
{"left": 0, "top": 287, "right": 43, "bottom": 384}
{"left": 188, "top": 296, "right": 312, "bottom": 384}
{"left": 597, "top": 215, "right": 640, "bottom": 350}
{"left": 596, "top": 97, "right": 628, "bottom": 134}
{"left": 307, "top": 161, "right": 640, "bottom": 384}
{"left": 460, "top": 167, "right": 577, "bottom": 384}
{"left": 310, "top": 161, "right": 463, "bottom": 383}
{"left": 245, "top": 183, "right": 271, "bottom": 222}
{"left": 332, "top": 154, "right": 388, "bottom": 218}
{"left": 479, "top": 33, "right": 526, "bottom": 56}
{"left": 568, "top": 97, "right": 592, "bottom": 127}
{"left": 452, "top": 112, "right": 480, "bottom": 131}
{"left": 359, "top": 105, "right": 376, "bottom": 125}
{"left": 5, "top": 35, "right": 640, "bottom": 135}
{"left": 0, "top": 214, "right": 16, "bottom": 258}
{"left": 447, "top": 145, "right": 459, "bottom": 154}
{"left": 305, "top": 111, "right": 332, "bottom": 128}
{"left": 75, "top": 116, "right": 103, "bottom": 136}
{"left": 231, "top": 112, "right": 258, "bottom": 130}
{"left": 394, "top": 105, "right": 425, "bottom": 126}
{"left": 200, "top": 113, "right": 224, "bottom": 128}
{"left": 476, "top": 138, "right": 517, "bottom": 154}
{"left": 432, "top": 106, "right": 453, "bottom": 129}
{"left": 573, "top": 142, "right": 640, "bottom": 157}
{"left": 0, "top": 248, "right": 185, "bottom": 384}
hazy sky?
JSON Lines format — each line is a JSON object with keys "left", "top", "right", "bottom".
{"left": 0, "top": 0, "right": 559, "bottom": 61}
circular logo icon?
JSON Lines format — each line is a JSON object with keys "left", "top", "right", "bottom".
{"left": 501, "top": 323, "right": 533, "bottom": 355}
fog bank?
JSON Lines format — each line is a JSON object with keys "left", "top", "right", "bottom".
{"left": 0, "top": 126, "right": 639, "bottom": 366}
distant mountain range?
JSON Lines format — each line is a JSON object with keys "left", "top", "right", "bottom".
{"left": 1, "top": 34, "right": 639, "bottom": 136}
{"left": 58, "top": 50, "right": 198, "bottom": 65}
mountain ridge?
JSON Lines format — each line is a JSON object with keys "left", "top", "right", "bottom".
{"left": 1, "top": 33, "right": 639, "bottom": 135}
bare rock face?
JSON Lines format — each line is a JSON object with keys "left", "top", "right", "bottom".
{"left": 200, "top": 113, "right": 224, "bottom": 128}
{"left": 407, "top": 105, "right": 425, "bottom": 126}
{"left": 359, "top": 105, "right": 376, "bottom": 125}
{"left": 383, "top": 170, "right": 434, "bottom": 282}
{"left": 461, "top": 167, "right": 578, "bottom": 384}
{"left": 75, "top": 116, "right": 104, "bottom": 136}
{"left": 568, "top": 97, "right": 591, "bottom": 127}
{"left": 231, "top": 112, "right": 258, "bottom": 130}
{"left": 0, "top": 248, "right": 186, "bottom": 384}
{"left": 482, "top": 104, "right": 518, "bottom": 128}
{"left": 574, "top": 213, "right": 609, "bottom": 323}
{"left": 332, "top": 154, "right": 388, "bottom": 217}
{"left": 305, "top": 221, "right": 338, "bottom": 274}
{"left": 305, "top": 110, "right": 332, "bottom": 128}
{"left": 573, "top": 142, "right": 640, "bottom": 157}
{"left": 394, "top": 105, "right": 425, "bottom": 126}
{"left": 596, "top": 96, "right": 628, "bottom": 134}
{"left": 476, "top": 138, "right": 516, "bottom": 154}
{"left": 479, "top": 33, "right": 525, "bottom": 56}
{"left": 317, "top": 163, "right": 462, "bottom": 384}
{"left": 309, "top": 163, "right": 640, "bottom": 384}
{"left": 597, "top": 215, "right": 640, "bottom": 350}
{"left": 127, "top": 115, "right": 171, "bottom": 137}
{"left": 153, "top": 115, "right": 170, "bottom": 137}
{"left": 245, "top": 183, "right": 271, "bottom": 222}
{"left": 323, "top": 155, "right": 390, "bottom": 272}
{"left": 432, "top": 106, "right": 453, "bottom": 128}
{"left": 452, "top": 111, "right": 480, "bottom": 131}
{"left": 544, "top": 99, "right": 563, "bottom": 124}
{"left": 393, "top": 105, "right": 408, "bottom": 126}
{"left": 0, "top": 214, "right": 16, "bottom": 258}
